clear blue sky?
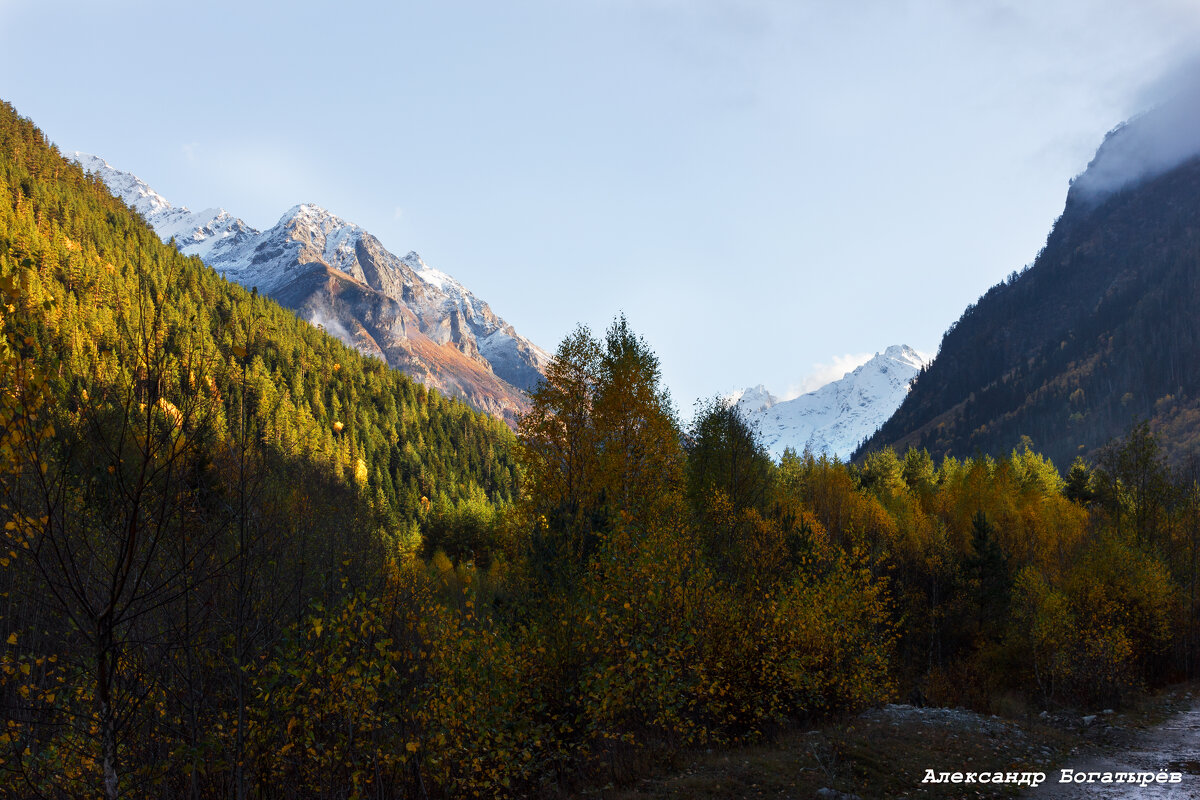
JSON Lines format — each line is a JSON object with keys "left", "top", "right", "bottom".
{"left": 3, "top": 0, "right": 1199, "bottom": 410}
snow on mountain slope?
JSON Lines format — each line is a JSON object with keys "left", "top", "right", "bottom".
{"left": 732, "top": 345, "right": 929, "bottom": 460}
{"left": 74, "top": 153, "right": 550, "bottom": 420}
{"left": 73, "top": 153, "right": 257, "bottom": 260}
{"left": 727, "top": 384, "right": 777, "bottom": 414}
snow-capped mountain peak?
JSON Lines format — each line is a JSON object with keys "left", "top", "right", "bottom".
{"left": 73, "top": 152, "right": 258, "bottom": 262}
{"left": 75, "top": 152, "right": 173, "bottom": 220}
{"left": 74, "top": 152, "right": 550, "bottom": 422}
{"left": 881, "top": 344, "right": 925, "bottom": 369}
{"left": 401, "top": 251, "right": 428, "bottom": 270}
{"left": 403, "top": 250, "right": 457, "bottom": 293}
{"left": 732, "top": 346, "right": 931, "bottom": 460}
{"left": 279, "top": 202, "right": 353, "bottom": 231}
{"left": 727, "top": 384, "right": 778, "bottom": 414}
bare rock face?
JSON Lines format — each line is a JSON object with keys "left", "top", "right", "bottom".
{"left": 75, "top": 154, "right": 549, "bottom": 425}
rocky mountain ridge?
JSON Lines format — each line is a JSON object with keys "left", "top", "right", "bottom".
{"left": 74, "top": 153, "right": 548, "bottom": 424}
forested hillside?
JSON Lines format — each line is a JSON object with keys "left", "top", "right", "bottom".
{"left": 859, "top": 150, "right": 1200, "bottom": 466}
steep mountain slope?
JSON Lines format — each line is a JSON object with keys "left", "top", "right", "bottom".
{"left": 0, "top": 100, "right": 519, "bottom": 524}
{"left": 73, "top": 155, "right": 548, "bottom": 424}
{"left": 731, "top": 345, "right": 928, "bottom": 460}
{"left": 858, "top": 96, "right": 1200, "bottom": 466}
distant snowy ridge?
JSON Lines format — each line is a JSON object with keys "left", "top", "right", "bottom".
{"left": 730, "top": 345, "right": 929, "bottom": 461}
{"left": 74, "top": 153, "right": 550, "bottom": 422}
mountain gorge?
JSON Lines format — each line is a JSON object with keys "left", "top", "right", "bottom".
{"left": 730, "top": 345, "right": 928, "bottom": 460}
{"left": 7, "top": 75, "right": 1200, "bottom": 799}
{"left": 859, "top": 94, "right": 1200, "bottom": 466}
{"left": 74, "top": 154, "right": 548, "bottom": 424}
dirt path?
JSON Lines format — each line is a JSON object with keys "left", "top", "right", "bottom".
{"left": 1025, "top": 702, "right": 1200, "bottom": 798}
{"left": 589, "top": 691, "right": 1198, "bottom": 799}
{"left": 596, "top": 704, "right": 1078, "bottom": 799}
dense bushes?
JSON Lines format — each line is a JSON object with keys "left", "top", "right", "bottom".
{"left": 843, "top": 436, "right": 1191, "bottom": 712}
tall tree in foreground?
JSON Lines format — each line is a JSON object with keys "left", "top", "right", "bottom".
{"left": 517, "top": 316, "right": 684, "bottom": 582}
{"left": 3, "top": 271, "right": 224, "bottom": 798}
{"left": 517, "top": 325, "right": 604, "bottom": 575}
{"left": 1094, "top": 421, "right": 1173, "bottom": 547}
{"left": 685, "top": 398, "right": 778, "bottom": 583}
{"left": 593, "top": 314, "right": 684, "bottom": 524}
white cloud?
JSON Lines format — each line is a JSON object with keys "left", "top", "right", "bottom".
{"left": 308, "top": 308, "right": 352, "bottom": 347}
{"left": 782, "top": 352, "right": 874, "bottom": 400}
{"left": 1069, "top": 58, "right": 1200, "bottom": 203}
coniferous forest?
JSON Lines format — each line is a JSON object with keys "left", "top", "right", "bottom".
{"left": 3, "top": 101, "right": 1200, "bottom": 799}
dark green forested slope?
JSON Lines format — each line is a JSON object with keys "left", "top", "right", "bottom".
{"left": 0, "top": 100, "right": 519, "bottom": 523}
{"left": 859, "top": 155, "right": 1200, "bottom": 466}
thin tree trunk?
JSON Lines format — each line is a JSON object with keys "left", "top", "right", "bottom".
{"left": 98, "top": 622, "right": 119, "bottom": 800}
